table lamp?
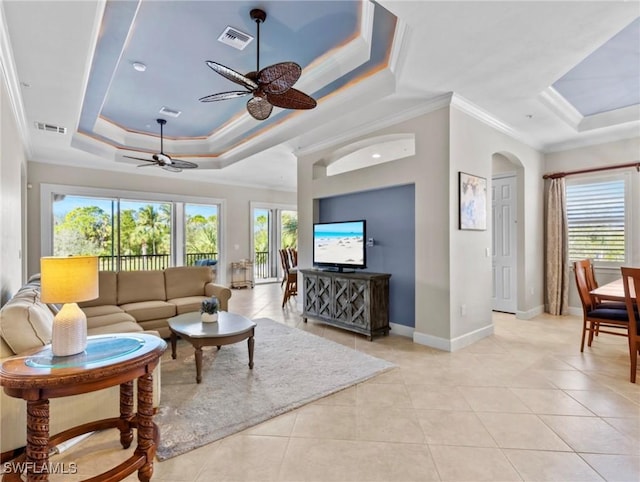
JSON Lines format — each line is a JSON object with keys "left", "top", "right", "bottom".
{"left": 40, "top": 256, "right": 99, "bottom": 356}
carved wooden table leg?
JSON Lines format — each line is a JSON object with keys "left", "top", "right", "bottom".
{"left": 119, "top": 380, "right": 134, "bottom": 449}
{"left": 247, "top": 335, "right": 254, "bottom": 369}
{"left": 26, "top": 399, "right": 49, "bottom": 482}
{"left": 194, "top": 345, "right": 203, "bottom": 384}
{"left": 134, "top": 372, "right": 155, "bottom": 482}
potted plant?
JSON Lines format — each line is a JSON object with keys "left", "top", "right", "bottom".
{"left": 200, "top": 296, "right": 219, "bottom": 323}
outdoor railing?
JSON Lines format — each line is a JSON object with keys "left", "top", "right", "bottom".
{"left": 185, "top": 252, "right": 218, "bottom": 266}
{"left": 254, "top": 251, "right": 269, "bottom": 279}
{"left": 97, "top": 251, "right": 276, "bottom": 278}
{"left": 98, "top": 252, "right": 218, "bottom": 271}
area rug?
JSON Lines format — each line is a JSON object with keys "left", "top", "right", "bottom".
{"left": 155, "top": 317, "right": 395, "bottom": 460}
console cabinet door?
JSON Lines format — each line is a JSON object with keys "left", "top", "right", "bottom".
{"left": 334, "top": 278, "right": 369, "bottom": 329}
{"left": 316, "top": 275, "right": 333, "bottom": 319}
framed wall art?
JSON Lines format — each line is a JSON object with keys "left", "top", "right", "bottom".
{"left": 458, "top": 171, "right": 487, "bottom": 230}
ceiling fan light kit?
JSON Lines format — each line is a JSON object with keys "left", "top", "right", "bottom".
{"left": 200, "top": 8, "right": 317, "bottom": 120}
{"left": 123, "top": 118, "right": 198, "bottom": 172}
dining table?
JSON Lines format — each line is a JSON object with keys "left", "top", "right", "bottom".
{"left": 591, "top": 278, "right": 636, "bottom": 302}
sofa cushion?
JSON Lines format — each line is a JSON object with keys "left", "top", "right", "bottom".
{"left": 87, "top": 321, "right": 143, "bottom": 336}
{"left": 81, "top": 305, "right": 125, "bottom": 318}
{"left": 138, "top": 319, "right": 171, "bottom": 338}
{"left": 86, "top": 311, "right": 137, "bottom": 329}
{"left": 120, "top": 300, "right": 175, "bottom": 322}
{"left": 118, "top": 271, "right": 166, "bottom": 304}
{"left": 0, "top": 293, "right": 53, "bottom": 355}
{"left": 169, "top": 296, "right": 210, "bottom": 315}
{"left": 164, "top": 266, "right": 212, "bottom": 300}
{"left": 80, "top": 271, "right": 118, "bottom": 307}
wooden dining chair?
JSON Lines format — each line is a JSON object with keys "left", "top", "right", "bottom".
{"left": 574, "top": 260, "right": 629, "bottom": 352}
{"left": 576, "top": 259, "right": 627, "bottom": 310}
{"left": 279, "top": 248, "right": 291, "bottom": 287}
{"left": 287, "top": 247, "right": 297, "bottom": 267}
{"left": 282, "top": 268, "right": 297, "bottom": 308}
{"left": 621, "top": 267, "right": 640, "bottom": 383}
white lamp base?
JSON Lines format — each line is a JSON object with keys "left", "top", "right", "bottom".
{"left": 51, "top": 302, "right": 87, "bottom": 356}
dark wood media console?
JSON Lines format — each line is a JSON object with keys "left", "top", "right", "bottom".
{"left": 300, "top": 269, "right": 391, "bottom": 340}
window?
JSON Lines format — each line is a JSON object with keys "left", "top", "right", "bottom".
{"left": 43, "top": 184, "right": 225, "bottom": 279}
{"left": 566, "top": 176, "right": 627, "bottom": 263}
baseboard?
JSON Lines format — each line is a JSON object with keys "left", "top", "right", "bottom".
{"left": 516, "top": 305, "right": 544, "bottom": 320}
{"left": 567, "top": 306, "right": 582, "bottom": 317}
{"left": 413, "top": 331, "right": 450, "bottom": 351}
{"left": 388, "top": 322, "right": 413, "bottom": 338}
{"left": 450, "top": 324, "right": 494, "bottom": 351}
{"left": 412, "top": 323, "right": 494, "bottom": 352}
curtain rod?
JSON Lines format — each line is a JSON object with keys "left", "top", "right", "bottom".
{"left": 542, "top": 161, "right": 640, "bottom": 179}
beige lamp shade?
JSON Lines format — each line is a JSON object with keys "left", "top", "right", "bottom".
{"left": 40, "top": 256, "right": 99, "bottom": 356}
{"left": 41, "top": 256, "right": 99, "bottom": 303}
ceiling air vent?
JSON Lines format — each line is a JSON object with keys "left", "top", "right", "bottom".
{"left": 159, "top": 106, "right": 181, "bottom": 118}
{"left": 34, "top": 122, "right": 66, "bottom": 134}
{"left": 217, "top": 26, "right": 253, "bottom": 50}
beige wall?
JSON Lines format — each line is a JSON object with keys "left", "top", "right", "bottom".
{"left": 544, "top": 137, "right": 640, "bottom": 311}
{"left": 26, "top": 162, "right": 296, "bottom": 285}
{"left": 0, "top": 72, "right": 27, "bottom": 305}
{"left": 298, "top": 104, "right": 546, "bottom": 350}
{"left": 449, "top": 107, "right": 545, "bottom": 334}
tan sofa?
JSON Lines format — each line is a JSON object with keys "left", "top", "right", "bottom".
{"left": 0, "top": 266, "right": 230, "bottom": 453}
{"left": 78, "top": 266, "right": 231, "bottom": 338}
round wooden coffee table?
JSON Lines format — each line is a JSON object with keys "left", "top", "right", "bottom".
{"left": 168, "top": 311, "right": 256, "bottom": 383}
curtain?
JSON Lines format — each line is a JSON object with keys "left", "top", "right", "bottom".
{"left": 545, "top": 177, "right": 568, "bottom": 315}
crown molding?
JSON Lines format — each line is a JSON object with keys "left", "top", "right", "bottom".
{"left": 450, "top": 93, "right": 543, "bottom": 151}
{"left": 0, "top": 2, "right": 32, "bottom": 159}
{"left": 538, "top": 86, "right": 582, "bottom": 129}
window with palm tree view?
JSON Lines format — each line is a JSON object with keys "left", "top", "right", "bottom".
{"left": 53, "top": 195, "right": 219, "bottom": 270}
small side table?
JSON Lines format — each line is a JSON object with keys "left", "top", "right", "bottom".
{"left": 0, "top": 333, "right": 166, "bottom": 482}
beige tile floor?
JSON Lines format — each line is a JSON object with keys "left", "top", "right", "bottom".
{"left": 52, "top": 283, "right": 639, "bottom": 481}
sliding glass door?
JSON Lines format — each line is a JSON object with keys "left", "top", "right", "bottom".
{"left": 251, "top": 204, "right": 297, "bottom": 282}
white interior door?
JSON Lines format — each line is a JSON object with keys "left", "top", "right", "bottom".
{"left": 492, "top": 175, "right": 517, "bottom": 313}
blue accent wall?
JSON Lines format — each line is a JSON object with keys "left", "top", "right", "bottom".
{"left": 318, "top": 184, "right": 415, "bottom": 327}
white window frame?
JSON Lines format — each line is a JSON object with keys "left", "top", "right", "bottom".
{"left": 565, "top": 172, "right": 632, "bottom": 270}
{"left": 40, "top": 183, "right": 227, "bottom": 284}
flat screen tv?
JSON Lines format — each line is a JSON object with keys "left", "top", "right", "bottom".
{"left": 313, "top": 220, "right": 366, "bottom": 271}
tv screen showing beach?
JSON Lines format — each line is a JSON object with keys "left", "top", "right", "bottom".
{"left": 313, "top": 220, "right": 365, "bottom": 267}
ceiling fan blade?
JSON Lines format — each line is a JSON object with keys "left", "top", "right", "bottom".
{"left": 258, "top": 62, "right": 302, "bottom": 94}
{"left": 267, "top": 88, "right": 317, "bottom": 110}
{"left": 162, "top": 165, "right": 182, "bottom": 173}
{"left": 199, "top": 91, "right": 251, "bottom": 102}
{"left": 246, "top": 96, "right": 273, "bottom": 120}
{"left": 137, "top": 163, "right": 158, "bottom": 168}
{"left": 124, "top": 155, "right": 155, "bottom": 163}
{"left": 170, "top": 158, "right": 199, "bottom": 169}
{"left": 205, "top": 61, "right": 258, "bottom": 90}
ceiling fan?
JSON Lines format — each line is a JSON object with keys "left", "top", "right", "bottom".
{"left": 123, "top": 119, "right": 198, "bottom": 172}
{"left": 199, "top": 8, "right": 317, "bottom": 121}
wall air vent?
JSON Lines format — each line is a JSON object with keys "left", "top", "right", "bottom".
{"left": 34, "top": 122, "right": 67, "bottom": 134}
{"left": 159, "top": 106, "right": 181, "bottom": 118}
{"left": 218, "top": 26, "right": 253, "bottom": 50}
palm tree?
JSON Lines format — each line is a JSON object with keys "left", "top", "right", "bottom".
{"left": 135, "top": 204, "right": 171, "bottom": 254}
